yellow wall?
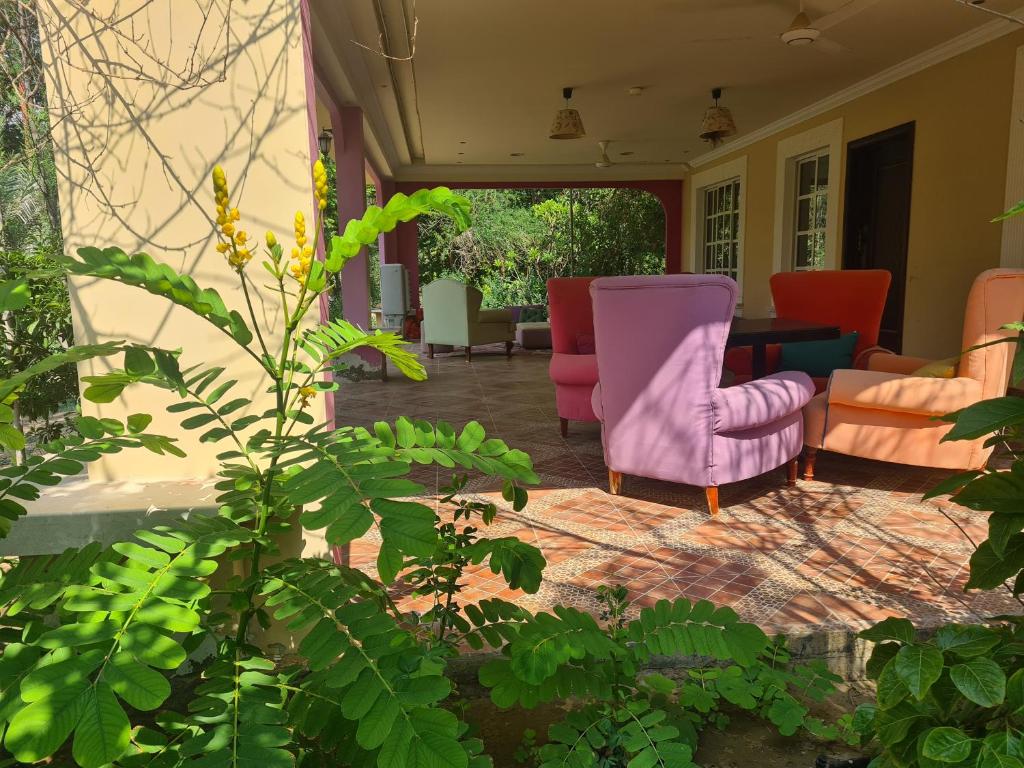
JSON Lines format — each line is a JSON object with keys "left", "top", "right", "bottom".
{"left": 38, "top": 1, "right": 318, "bottom": 481}
{"left": 685, "top": 31, "right": 1024, "bottom": 359}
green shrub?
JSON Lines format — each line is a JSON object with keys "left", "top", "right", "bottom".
{"left": 483, "top": 586, "right": 843, "bottom": 767}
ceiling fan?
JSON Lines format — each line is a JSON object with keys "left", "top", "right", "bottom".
{"left": 778, "top": 0, "right": 883, "bottom": 54}
{"left": 672, "top": 0, "right": 883, "bottom": 55}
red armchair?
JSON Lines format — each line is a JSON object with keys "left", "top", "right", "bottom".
{"left": 547, "top": 277, "right": 599, "bottom": 436}
{"left": 724, "top": 269, "right": 891, "bottom": 392}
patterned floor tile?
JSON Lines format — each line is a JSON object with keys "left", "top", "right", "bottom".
{"left": 335, "top": 344, "right": 1020, "bottom": 634}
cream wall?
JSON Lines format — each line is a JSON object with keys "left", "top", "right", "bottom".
{"left": 684, "top": 30, "right": 1024, "bottom": 359}
{"left": 38, "top": 1, "right": 317, "bottom": 481}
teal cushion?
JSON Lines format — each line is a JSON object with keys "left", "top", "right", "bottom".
{"left": 779, "top": 332, "right": 859, "bottom": 378}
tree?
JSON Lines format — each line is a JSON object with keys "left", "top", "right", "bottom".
{"left": 417, "top": 187, "right": 665, "bottom": 307}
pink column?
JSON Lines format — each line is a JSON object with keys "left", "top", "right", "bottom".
{"left": 376, "top": 177, "right": 399, "bottom": 265}
{"left": 396, "top": 220, "right": 421, "bottom": 308}
{"left": 332, "top": 105, "right": 371, "bottom": 329}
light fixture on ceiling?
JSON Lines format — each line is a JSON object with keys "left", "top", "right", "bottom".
{"left": 549, "top": 87, "right": 586, "bottom": 140}
{"left": 781, "top": 1, "right": 821, "bottom": 45}
{"left": 698, "top": 87, "right": 737, "bottom": 147}
{"left": 317, "top": 128, "right": 333, "bottom": 156}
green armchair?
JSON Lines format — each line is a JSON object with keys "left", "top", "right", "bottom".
{"left": 421, "top": 279, "right": 515, "bottom": 361}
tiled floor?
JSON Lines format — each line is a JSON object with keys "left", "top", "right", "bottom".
{"left": 336, "top": 344, "right": 1019, "bottom": 635}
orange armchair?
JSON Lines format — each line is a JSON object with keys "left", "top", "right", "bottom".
{"left": 803, "top": 268, "right": 1024, "bottom": 474}
{"left": 724, "top": 269, "right": 891, "bottom": 391}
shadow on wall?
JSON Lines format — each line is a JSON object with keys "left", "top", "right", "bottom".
{"left": 36, "top": 0, "right": 307, "bottom": 352}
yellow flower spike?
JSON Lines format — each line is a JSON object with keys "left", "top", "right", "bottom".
{"left": 298, "top": 385, "right": 317, "bottom": 408}
{"left": 266, "top": 231, "right": 278, "bottom": 248}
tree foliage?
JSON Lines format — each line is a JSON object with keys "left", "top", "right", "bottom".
{"left": 417, "top": 187, "right": 665, "bottom": 308}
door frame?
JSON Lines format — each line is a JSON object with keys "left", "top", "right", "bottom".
{"left": 841, "top": 121, "right": 915, "bottom": 352}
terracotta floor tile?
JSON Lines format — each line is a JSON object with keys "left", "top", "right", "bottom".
{"left": 335, "top": 346, "right": 1021, "bottom": 634}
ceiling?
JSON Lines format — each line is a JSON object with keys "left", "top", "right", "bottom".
{"left": 311, "top": 0, "right": 1023, "bottom": 181}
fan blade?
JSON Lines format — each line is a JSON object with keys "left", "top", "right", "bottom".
{"left": 813, "top": 37, "right": 850, "bottom": 55}
{"left": 677, "top": 35, "right": 756, "bottom": 43}
{"left": 814, "top": 0, "right": 884, "bottom": 31}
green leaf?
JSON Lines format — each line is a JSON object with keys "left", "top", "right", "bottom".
{"left": 124, "top": 347, "right": 157, "bottom": 376}
{"left": 126, "top": 413, "right": 154, "bottom": 433}
{"left": 0, "top": 278, "right": 30, "bottom": 311}
{"left": 72, "top": 681, "right": 130, "bottom": 768}
{"left": 894, "top": 644, "right": 944, "bottom": 700}
{"left": 921, "top": 727, "right": 973, "bottom": 763}
{"left": 104, "top": 653, "right": 171, "bottom": 711}
{"left": 966, "top": 535, "right": 1024, "bottom": 591}
{"left": 941, "top": 397, "right": 1024, "bottom": 441}
{"left": 949, "top": 658, "right": 1006, "bottom": 707}
{"left": 934, "top": 625, "right": 1001, "bottom": 658}
{"left": 861, "top": 617, "right": 915, "bottom": 645}
{"left": 58, "top": 247, "right": 253, "bottom": 345}
{"left": 5, "top": 679, "right": 88, "bottom": 763}
{"left": 0, "top": 341, "right": 128, "bottom": 404}
{"left": 953, "top": 471, "right": 1024, "bottom": 514}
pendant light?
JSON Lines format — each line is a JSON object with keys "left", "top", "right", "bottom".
{"left": 698, "top": 87, "right": 737, "bottom": 147}
{"left": 549, "top": 87, "right": 586, "bottom": 140}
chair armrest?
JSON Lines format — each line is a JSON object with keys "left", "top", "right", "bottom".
{"left": 712, "top": 371, "right": 815, "bottom": 433}
{"left": 828, "top": 369, "right": 982, "bottom": 416}
{"left": 477, "top": 308, "right": 513, "bottom": 324}
{"left": 865, "top": 350, "right": 935, "bottom": 375}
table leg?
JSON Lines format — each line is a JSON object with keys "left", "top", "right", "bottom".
{"left": 751, "top": 342, "right": 767, "bottom": 380}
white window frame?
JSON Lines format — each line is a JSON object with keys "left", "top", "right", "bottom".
{"left": 687, "top": 155, "right": 747, "bottom": 310}
{"left": 700, "top": 178, "right": 742, "bottom": 282}
{"left": 791, "top": 149, "right": 830, "bottom": 271}
{"left": 771, "top": 119, "right": 843, "bottom": 275}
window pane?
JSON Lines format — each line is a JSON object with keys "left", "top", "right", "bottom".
{"left": 796, "top": 197, "right": 811, "bottom": 232}
{"left": 795, "top": 234, "right": 810, "bottom": 269}
{"left": 813, "top": 232, "right": 826, "bottom": 268}
{"left": 817, "top": 154, "right": 829, "bottom": 187}
{"left": 814, "top": 193, "right": 827, "bottom": 229}
{"left": 798, "top": 159, "right": 815, "bottom": 196}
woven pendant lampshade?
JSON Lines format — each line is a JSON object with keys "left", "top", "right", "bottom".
{"left": 698, "top": 87, "right": 737, "bottom": 147}
{"left": 549, "top": 87, "right": 586, "bottom": 140}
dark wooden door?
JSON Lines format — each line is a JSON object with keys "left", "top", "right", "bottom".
{"left": 842, "top": 122, "right": 914, "bottom": 353}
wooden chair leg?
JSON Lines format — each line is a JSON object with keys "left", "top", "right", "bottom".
{"left": 608, "top": 470, "right": 622, "bottom": 495}
{"left": 427, "top": 344, "right": 434, "bottom": 359}
{"left": 787, "top": 457, "right": 798, "bottom": 486}
{"left": 705, "top": 486, "right": 720, "bottom": 516}
{"left": 803, "top": 447, "right": 818, "bottom": 480}
{"left": 559, "top": 417, "right": 569, "bottom": 438}
{"left": 465, "top": 346, "right": 472, "bottom": 362}
{"left": 505, "top": 340, "right": 513, "bottom": 358}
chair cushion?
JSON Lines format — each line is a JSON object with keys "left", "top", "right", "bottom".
{"left": 575, "top": 333, "right": 596, "bottom": 355}
{"left": 828, "top": 369, "right": 983, "bottom": 417}
{"left": 549, "top": 352, "right": 598, "bottom": 386}
{"left": 780, "top": 332, "right": 858, "bottom": 378}
{"left": 912, "top": 357, "right": 958, "bottom": 378}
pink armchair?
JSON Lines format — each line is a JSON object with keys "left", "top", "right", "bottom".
{"left": 547, "top": 277, "right": 599, "bottom": 436}
{"left": 590, "top": 275, "right": 815, "bottom": 515}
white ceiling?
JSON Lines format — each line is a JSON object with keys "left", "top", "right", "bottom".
{"left": 311, "top": 0, "right": 1023, "bottom": 181}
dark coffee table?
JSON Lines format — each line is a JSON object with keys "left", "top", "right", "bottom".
{"left": 727, "top": 317, "right": 841, "bottom": 379}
